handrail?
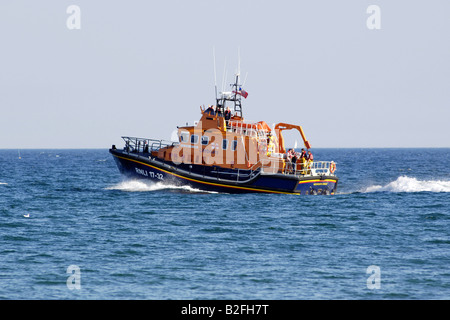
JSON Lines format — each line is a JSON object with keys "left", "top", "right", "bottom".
{"left": 227, "top": 119, "right": 270, "bottom": 138}
{"left": 259, "top": 158, "right": 337, "bottom": 177}
{"left": 122, "top": 136, "right": 175, "bottom": 153}
{"left": 247, "top": 156, "right": 336, "bottom": 178}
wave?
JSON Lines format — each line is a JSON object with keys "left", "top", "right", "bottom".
{"left": 106, "top": 180, "right": 217, "bottom": 193}
{"left": 362, "top": 176, "right": 450, "bottom": 193}
{"left": 0, "top": 182, "right": 8, "bottom": 185}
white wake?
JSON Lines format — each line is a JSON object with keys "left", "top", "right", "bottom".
{"left": 106, "top": 180, "right": 217, "bottom": 193}
{"left": 362, "top": 176, "right": 450, "bottom": 193}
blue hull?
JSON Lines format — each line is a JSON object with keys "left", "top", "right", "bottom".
{"left": 110, "top": 149, "right": 338, "bottom": 195}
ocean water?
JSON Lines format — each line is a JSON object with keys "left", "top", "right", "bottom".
{"left": 0, "top": 148, "right": 449, "bottom": 300}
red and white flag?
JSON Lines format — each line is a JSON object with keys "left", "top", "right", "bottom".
{"left": 233, "top": 89, "right": 249, "bottom": 99}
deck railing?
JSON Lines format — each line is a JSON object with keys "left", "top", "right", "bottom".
{"left": 259, "top": 157, "right": 336, "bottom": 177}
{"left": 121, "top": 136, "right": 175, "bottom": 154}
{"left": 227, "top": 120, "right": 269, "bottom": 139}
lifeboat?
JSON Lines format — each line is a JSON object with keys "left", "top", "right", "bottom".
{"left": 109, "top": 72, "right": 338, "bottom": 195}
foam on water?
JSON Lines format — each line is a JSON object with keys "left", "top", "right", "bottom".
{"left": 363, "top": 176, "right": 450, "bottom": 193}
{"left": 106, "top": 179, "right": 217, "bottom": 193}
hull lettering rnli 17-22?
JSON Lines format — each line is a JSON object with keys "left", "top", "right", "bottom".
{"left": 109, "top": 72, "right": 338, "bottom": 195}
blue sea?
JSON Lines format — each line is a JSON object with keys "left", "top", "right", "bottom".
{"left": 0, "top": 148, "right": 449, "bottom": 300}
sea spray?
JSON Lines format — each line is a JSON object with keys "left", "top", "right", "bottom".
{"left": 106, "top": 179, "right": 217, "bottom": 193}
{"left": 363, "top": 176, "right": 450, "bottom": 193}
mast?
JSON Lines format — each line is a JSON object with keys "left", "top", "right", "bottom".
{"left": 232, "top": 73, "right": 243, "bottom": 118}
{"left": 215, "top": 50, "right": 246, "bottom": 119}
{"left": 235, "top": 48, "right": 243, "bottom": 118}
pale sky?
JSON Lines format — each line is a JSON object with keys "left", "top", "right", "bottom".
{"left": 1, "top": 0, "right": 449, "bottom": 148}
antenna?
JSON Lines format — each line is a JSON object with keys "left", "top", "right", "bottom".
{"left": 237, "top": 47, "right": 241, "bottom": 79}
{"left": 221, "top": 57, "right": 227, "bottom": 93}
{"left": 242, "top": 71, "right": 248, "bottom": 87}
{"left": 224, "top": 69, "right": 228, "bottom": 91}
{"left": 213, "top": 47, "right": 218, "bottom": 100}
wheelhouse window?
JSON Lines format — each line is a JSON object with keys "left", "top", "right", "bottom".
{"left": 190, "top": 135, "right": 199, "bottom": 144}
{"left": 180, "top": 132, "right": 189, "bottom": 143}
{"left": 222, "top": 139, "right": 228, "bottom": 150}
{"left": 231, "top": 140, "right": 238, "bottom": 151}
{"left": 201, "top": 136, "right": 209, "bottom": 145}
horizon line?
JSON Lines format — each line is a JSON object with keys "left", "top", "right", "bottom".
{"left": 2, "top": 147, "right": 450, "bottom": 150}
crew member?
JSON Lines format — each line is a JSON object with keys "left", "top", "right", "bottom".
{"left": 224, "top": 107, "right": 232, "bottom": 128}
{"left": 300, "top": 148, "right": 307, "bottom": 159}
{"left": 306, "top": 150, "right": 313, "bottom": 174}
{"left": 286, "top": 148, "right": 294, "bottom": 161}
{"left": 266, "top": 132, "right": 275, "bottom": 156}
{"left": 291, "top": 150, "right": 297, "bottom": 174}
{"left": 287, "top": 149, "right": 295, "bottom": 173}
{"left": 299, "top": 148, "right": 307, "bottom": 174}
{"left": 216, "top": 106, "right": 223, "bottom": 117}
{"left": 206, "top": 105, "right": 215, "bottom": 115}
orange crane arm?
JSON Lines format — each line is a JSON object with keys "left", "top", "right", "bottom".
{"left": 274, "top": 123, "right": 311, "bottom": 153}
